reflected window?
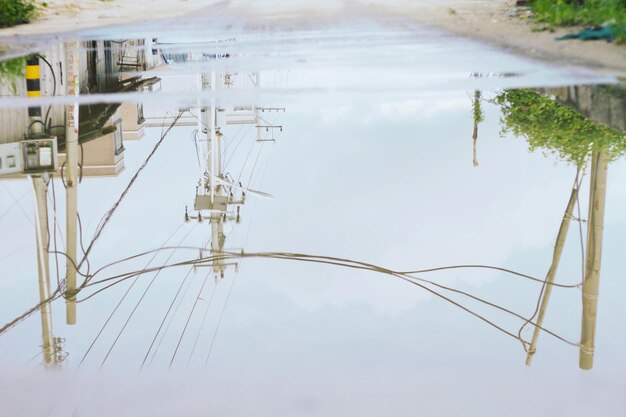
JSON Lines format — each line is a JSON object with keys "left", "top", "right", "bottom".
{"left": 137, "top": 103, "right": 144, "bottom": 124}
{"left": 113, "top": 119, "right": 124, "bottom": 155}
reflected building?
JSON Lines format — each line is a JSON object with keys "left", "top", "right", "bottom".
{"left": 0, "top": 39, "right": 157, "bottom": 367}
{"left": 0, "top": 39, "right": 157, "bottom": 179}
{"left": 0, "top": 38, "right": 284, "bottom": 367}
{"left": 539, "top": 85, "right": 626, "bottom": 132}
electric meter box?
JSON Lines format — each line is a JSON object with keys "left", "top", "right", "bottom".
{"left": 0, "top": 142, "right": 24, "bottom": 175}
{"left": 21, "top": 137, "right": 58, "bottom": 174}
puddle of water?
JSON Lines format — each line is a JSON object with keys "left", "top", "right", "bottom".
{"left": 0, "top": 17, "right": 625, "bottom": 417}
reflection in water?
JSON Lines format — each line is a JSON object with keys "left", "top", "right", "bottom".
{"left": 0, "top": 38, "right": 286, "bottom": 370}
{"left": 492, "top": 85, "right": 625, "bottom": 369}
{"left": 0, "top": 32, "right": 625, "bottom": 384}
{"left": 471, "top": 89, "right": 483, "bottom": 167}
{"left": 496, "top": 87, "right": 626, "bottom": 167}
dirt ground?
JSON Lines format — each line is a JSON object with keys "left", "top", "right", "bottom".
{"left": 0, "top": 0, "right": 624, "bottom": 76}
{"left": 384, "top": 0, "right": 626, "bottom": 76}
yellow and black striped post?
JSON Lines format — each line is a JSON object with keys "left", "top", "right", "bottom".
{"left": 26, "top": 56, "right": 43, "bottom": 133}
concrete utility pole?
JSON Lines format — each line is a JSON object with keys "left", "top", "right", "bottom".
{"left": 525, "top": 182, "right": 578, "bottom": 365}
{"left": 188, "top": 72, "right": 244, "bottom": 280}
{"left": 580, "top": 148, "right": 609, "bottom": 370}
{"left": 24, "top": 56, "right": 56, "bottom": 367}
{"left": 32, "top": 175, "right": 56, "bottom": 367}
{"left": 64, "top": 41, "right": 80, "bottom": 325}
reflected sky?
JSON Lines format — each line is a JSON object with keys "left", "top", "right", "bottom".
{"left": 1, "top": 18, "right": 626, "bottom": 417}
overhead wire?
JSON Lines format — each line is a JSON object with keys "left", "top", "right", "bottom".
{"left": 71, "top": 247, "right": 580, "bottom": 349}
{"left": 243, "top": 252, "right": 578, "bottom": 347}
{"left": 0, "top": 182, "right": 34, "bottom": 227}
{"left": 515, "top": 170, "right": 584, "bottom": 349}
{"left": 192, "top": 129, "right": 202, "bottom": 170}
{"left": 235, "top": 133, "right": 260, "bottom": 185}
{"left": 224, "top": 124, "right": 253, "bottom": 170}
{"left": 77, "top": 222, "right": 185, "bottom": 368}
{"left": 147, "top": 266, "right": 197, "bottom": 367}
{"left": 74, "top": 111, "right": 185, "bottom": 292}
{"left": 223, "top": 123, "right": 246, "bottom": 162}
{"left": 23, "top": 350, "right": 42, "bottom": 367}
{"left": 1, "top": 247, "right": 580, "bottom": 351}
{"left": 169, "top": 271, "right": 211, "bottom": 369}
{"left": 77, "top": 245, "right": 581, "bottom": 293}
{"left": 186, "top": 278, "right": 218, "bottom": 367}
{"left": 246, "top": 142, "right": 265, "bottom": 188}
{"left": 35, "top": 54, "right": 57, "bottom": 135}
{"left": 400, "top": 265, "right": 580, "bottom": 289}
{"left": 0, "top": 245, "right": 32, "bottom": 262}
{"left": 97, "top": 223, "right": 196, "bottom": 371}
{"left": 140, "top": 266, "right": 195, "bottom": 370}
{"left": 0, "top": 188, "right": 31, "bottom": 225}
{"left": 204, "top": 268, "right": 239, "bottom": 369}
{"left": 76, "top": 213, "right": 91, "bottom": 279}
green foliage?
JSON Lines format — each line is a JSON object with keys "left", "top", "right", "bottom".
{"left": 0, "top": 56, "right": 26, "bottom": 94}
{"left": 473, "top": 90, "right": 485, "bottom": 125}
{"left": 530, "top": 0, "right": 626, "bottom": 42}
{"left": 495, "top": 88, "right": 626, "bottom": 167}
{"left": 0, "top": 0, "right": 37, "bottom": 28}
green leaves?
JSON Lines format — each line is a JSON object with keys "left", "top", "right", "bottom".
{"left": 530, "top": 0, "right": 626, "bottom": 42}
{"left": 495, "top": 88, "right": 626, "bottom": 167}
{"left": 0, "top": 0, "right": 37, "bottom": 28}
{"left": 0, "top": 56, "right": 26, "bottom": 94}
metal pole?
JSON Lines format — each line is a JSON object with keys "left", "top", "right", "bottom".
{"left": 64, "top": 41, "right": 80, "bottom": 325}
{"left": 32, "top": 175, "right": 56, "bottom": 367}
{"left": 525, "top": 183, "right": 578, "bottom": 365}
{"left": 580, "top": 148, "right": 609, "bottom": 370}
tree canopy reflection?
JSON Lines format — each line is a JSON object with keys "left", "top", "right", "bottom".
{"left": 495, "top": 88, "right": 626, "bottom": 167}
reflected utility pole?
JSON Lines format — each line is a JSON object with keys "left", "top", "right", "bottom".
{"left": 225, "top": 73, "right": 284, "bottom": 142}
{"left": 188, "top": 72, "right": 244, "bottom": 280}
{"left": 580, "top": 148, "right": 609, "bottom": 370}
{"left": 32, "top": 174, "right": 56, "bottom": 367}
{"left": 25, "top": 56, "right": 56, "bottom": 367}
{"left": 65, "top": 41, "right": 80, "bottom": 325}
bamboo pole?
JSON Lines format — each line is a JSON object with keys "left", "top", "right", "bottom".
{"left": 525, "top": 180, "right": 579, "bottom": 365}
{"left": 580, "top": 148, "right": 609, "bottom": 370}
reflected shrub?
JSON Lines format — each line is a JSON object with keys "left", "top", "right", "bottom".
{"left": 495, "top": 88, "right": 626, "bottom": 167}
{"left": 0, "top": 0, "right": 37, "bottom": 28}
{"left": 0, "top": 56, "right": 26, "bottom": 93}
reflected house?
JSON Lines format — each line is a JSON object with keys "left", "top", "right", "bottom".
{"left": 55, "top": 109, "right": 125, "bottom": 177}
{"left": 540, "top": 85, "right": 626, "bottom": 132}
{"left": 120, "top": 101, "right": 145, "bottom": 140}
{"left": 0, "top": 39, "right": 158, "bottom": 178}
{"left": 0, "top": 40, "right": 158, "bottom": 364}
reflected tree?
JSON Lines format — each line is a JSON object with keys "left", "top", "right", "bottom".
{"left": 495, "top": 88, "right": 626, "bottom": 167}
{"left": 472, "top": 90, "right": 484, "bottom": 167}
{"left": 496, "top": 86, "right": 623, "bottom": 369}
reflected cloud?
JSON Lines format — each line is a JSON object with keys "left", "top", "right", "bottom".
{"left": 0, "top": 23, "right": 624, "bottom": 385}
